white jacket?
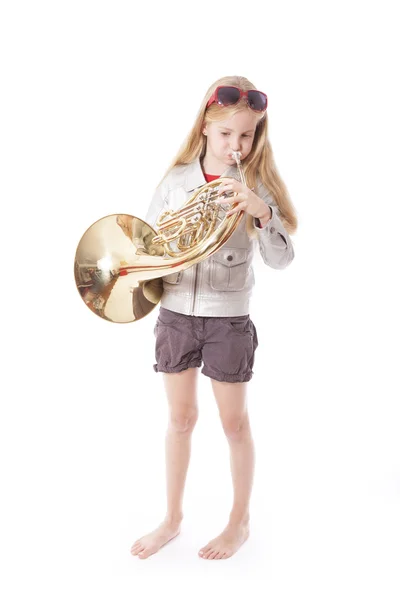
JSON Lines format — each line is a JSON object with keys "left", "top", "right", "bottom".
{"left": 145, "top": 158, "right": 294, "bottom": 316}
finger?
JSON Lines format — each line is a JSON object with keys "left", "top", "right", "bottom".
{"left": 217, "top": 184, "right": 234, "bottom": 195}
{"left": 226, "top": 208, "right": 243, "bottom": 216}
{"left": 226, "top": 192, "right": 247, "bottom": 203}
{"left": 217, "top": 180, "right": 243, "bottom": 194}
{"left": 226, "top": 202, "right": 247, "bottom": 216}
{"left": 214, "top": 196, "right": 232, "bottom": 205}
{"left": 214, "top": 190, "right": 239, "bottom": 204}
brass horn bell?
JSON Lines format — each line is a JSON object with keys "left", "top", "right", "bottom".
{"left": 74, "top": 152, "right": 247, "bottom": 323}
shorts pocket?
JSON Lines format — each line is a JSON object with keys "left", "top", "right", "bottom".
{"left": 209, "top": 247, "right": 248, "bottom": 291}
{"left": 223, "top": 315, "right": 252, "bottom": 335}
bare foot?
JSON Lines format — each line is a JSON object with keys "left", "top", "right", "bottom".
{"left": 198, "top": 522, "right": 249, "bottom": 560}
{"left": 131, "top": 519, "right": 181, "bottom": 559}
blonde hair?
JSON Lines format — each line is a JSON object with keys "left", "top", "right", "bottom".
{"left": 162, "top": 75, "right": 297, "bottom": 235}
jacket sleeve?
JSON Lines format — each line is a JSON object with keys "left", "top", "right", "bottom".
{"left": 253, "top": 186, "right": 295, "bottom": 270}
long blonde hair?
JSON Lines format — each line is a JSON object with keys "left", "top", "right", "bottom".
{"left": 162, "top": 75, "right": 297, "bottom": 235}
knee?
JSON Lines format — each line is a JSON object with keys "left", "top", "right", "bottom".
{"left": 169, "top": 409, "right": 198, "bottom": 434}
{"left": 222, "top": 414, "right": 250, "bottom": 441}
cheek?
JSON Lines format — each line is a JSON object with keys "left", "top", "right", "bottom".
{"left": 216, "top": 137, "right": 228, "bottom": 151}
{"left": 243, "top": 138, "right": 254, "bottom": 153}
{"left": 211, "top": 136, "right": 223, "bottom": 149}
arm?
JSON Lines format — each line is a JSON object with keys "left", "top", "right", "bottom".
{"left": 252, "top": 189, "right": 294, "bottom": 270}
{"left": 145, "top": 185, "right": 168, "bottom": 229}
{"left": 217, "top": 179, "right": 295, "bottom": 270}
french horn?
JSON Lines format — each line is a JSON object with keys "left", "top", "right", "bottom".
{"left": 74, "top": 151, "right": 247, "bottom": 323}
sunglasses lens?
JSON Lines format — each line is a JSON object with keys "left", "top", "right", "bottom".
{"left": 217, "top": 86, "right": 241, "bottom": 106}
{"left": 247, "top": 91, "right": 267, "bottom": 111}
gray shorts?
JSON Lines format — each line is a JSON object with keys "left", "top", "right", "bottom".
{"left": 153, "top": 307, "right": 258, "bottom": 383}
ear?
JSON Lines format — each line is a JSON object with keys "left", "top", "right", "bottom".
{"left": 202, "top": 122, "right": 208, "bottom": 136}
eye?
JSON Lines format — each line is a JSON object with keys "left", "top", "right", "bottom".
{"left": 242, "top": 134, "right": 252, "bottom": 138}
{"left": 221, "top": 132, "right": 230, "bottom": 136}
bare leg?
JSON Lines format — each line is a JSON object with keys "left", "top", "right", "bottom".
{"left": 199, "top": 380, "right": 254, "bottom": 560}
{"left": 131, "top": 367, "right": 199, "bottom": 559}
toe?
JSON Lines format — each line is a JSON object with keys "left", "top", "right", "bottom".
{"left": 136, "top": 544, "right": 146, "bottom": 555}
{"left": 140, "top": 543, "right": 158, "bottom": 559}
{"left": 208, "top": 550, "right": 220, "bottom": 560}
{"left": 204, "top": 548, "right": 216, "bottom": 559}
{"left": 198, "top": 545, "right": 211, "bottom": 558}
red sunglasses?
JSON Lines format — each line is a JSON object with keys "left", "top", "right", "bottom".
{"left": 207, "top": 86, "right": 268, "bottom": 112}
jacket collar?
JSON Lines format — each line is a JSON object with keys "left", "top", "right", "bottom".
{"left": 184, "top": 158, "right": 239, "bottom": 193}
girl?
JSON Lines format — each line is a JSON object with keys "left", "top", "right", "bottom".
{"left": 131, "top": 75, "right": 297, "bottom": 561}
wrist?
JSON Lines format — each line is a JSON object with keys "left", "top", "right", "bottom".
{"left": 257, "top": 206, "right": 272, "bottom": 227}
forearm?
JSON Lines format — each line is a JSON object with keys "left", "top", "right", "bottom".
{"left": 255, "top": 205, "right": 273, "bottom": 229}
{"left": 254, "top": 206, "right": 294, "bottom": 269}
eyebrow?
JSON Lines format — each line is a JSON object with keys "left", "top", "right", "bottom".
{"left": 218, "top": 127, "right": 255, "bottom": 133}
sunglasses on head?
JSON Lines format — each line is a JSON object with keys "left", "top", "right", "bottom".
{"left": 207, "top": 86, "right": 268, "bottom": 112}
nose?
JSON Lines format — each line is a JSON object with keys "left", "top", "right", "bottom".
{"left": 230, "top": 138, "right": 241, "bottom": 152}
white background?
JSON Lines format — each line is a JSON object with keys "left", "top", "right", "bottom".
{"left": 1, "top": 1, "right": 399, "bottom": 598}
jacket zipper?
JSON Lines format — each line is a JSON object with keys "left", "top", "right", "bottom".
{"left": 191, "top": 264, "right": 198, "bottom": 315}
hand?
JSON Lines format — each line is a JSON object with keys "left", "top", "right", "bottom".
{"left": 214, "top": 178, "right": 271, "bottom": 220}
{"left": 116, "top": 215, "right": 133, "bottom": 239}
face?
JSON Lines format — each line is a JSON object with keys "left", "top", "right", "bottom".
{"left": 202, "top": 109, "right": 259, "bottom": 171}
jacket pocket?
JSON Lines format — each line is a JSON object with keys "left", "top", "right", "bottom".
{"left": 209, "top": 247, "right": 248, "bottom": 291}
{"left": 162, "top": 271, "right": 183, "bottom": 285}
